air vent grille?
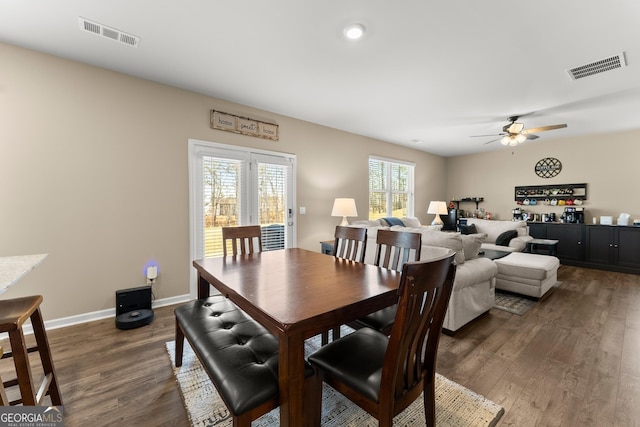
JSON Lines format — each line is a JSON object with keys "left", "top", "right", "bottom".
{"left": 568, "top": 53, "right": 626, "bottom": 80}
{"left": 78, "top": 17, "right": 140, "bottom": 48}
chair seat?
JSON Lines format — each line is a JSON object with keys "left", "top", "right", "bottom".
{"left": 309, "top": 327, "right": 388, "bottom": 403}
{"left": 353, "top": 305, "right": 397, "bottom": 335}
{"left": 0, "top": 295, "right": 43, "bottom": 331}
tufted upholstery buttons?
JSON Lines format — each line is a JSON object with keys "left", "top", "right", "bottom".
{"left": 175, "top": 296, "right": 313, "bottom": 417}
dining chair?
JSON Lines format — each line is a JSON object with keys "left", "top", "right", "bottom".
{"left": 308, "top": 254, "right": 456, "bottom": 427}
{"left": 332, "top": 225, "right": 367, "bottom": 262}
{"left": 352, "top": 228, "right": 422, "bottom": 335}
{"left": 222, "top": 225, "right": 263, "bottom": 256}
{"left": 321, "top": 226, "right": 368, "bottom": 345}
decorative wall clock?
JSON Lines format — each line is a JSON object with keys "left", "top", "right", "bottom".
{"left": 534, "top": 157, "right": 562, "bottom": 178}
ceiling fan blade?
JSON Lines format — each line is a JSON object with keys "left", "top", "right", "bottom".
{"left": 525, "top": 134, "right": 539, "bottom": 140}
{"left": 522, "top": 124, "right": 567, "bottom": 134}
{"left": 482, "top": 138, "right": 500, "bottom": 145}
{"left": 470, "top": 134, "right": 501, "bottom": 138}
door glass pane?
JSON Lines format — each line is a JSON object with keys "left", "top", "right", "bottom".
{"left": 202, "top": 156, "right": 242, "bottom": 257}
{"left": 258, "top": 162, "right": 287, "bottom": 251}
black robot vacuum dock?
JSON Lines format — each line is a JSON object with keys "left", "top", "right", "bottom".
{"left": 115, "top": 286, "right": 154, "bottom": 330}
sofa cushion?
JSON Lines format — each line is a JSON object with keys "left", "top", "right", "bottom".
{"left": 459, "top": 223, "right": 478, "bottom": 235}
{"left": 496, "top": 230, "right": 518, "bottom": 246}
{"left": 407, "top": 228, "right": 465, "bottom": 265}
{"left": 351, "top": 219, "right": 385, "bottom": 227}
{"left": 461, "top": 233, "right": 487, "bottom": 260}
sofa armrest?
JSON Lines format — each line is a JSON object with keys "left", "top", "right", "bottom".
{"left": 509, "top": 235, "right": 533, "bottom": 252}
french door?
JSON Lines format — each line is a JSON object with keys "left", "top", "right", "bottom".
{"left": 189, "top": 139, "right": 296, "bottom": 269}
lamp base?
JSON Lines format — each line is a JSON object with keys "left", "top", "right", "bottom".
{"left": 431, "top": 215, "right": 443, "bottom": 226}
{"left": 340, "top": 217, "right": 349, "bottom": 226}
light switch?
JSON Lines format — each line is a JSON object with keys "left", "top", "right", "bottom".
{"left": 299, "top": 207, "right": 306, "bottom": 215}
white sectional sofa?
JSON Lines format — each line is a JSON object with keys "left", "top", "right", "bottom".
{"left": 350, "top": 218, "right": 498, "bottom": 333}
{"left": 463, "top": 218, "right": 534, "bottom": 252}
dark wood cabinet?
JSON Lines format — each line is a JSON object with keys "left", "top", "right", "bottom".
{"left": 529, "top": 223, "right": 584, "bottom": 261}
{"left": 526, "top": 222, "right": 640, "bottom": 274}
{"left": 586, "top": 226, "right": 640, "bottom": 272}
{"left": 546, "top": 224, "right": 584, "bottom": 262}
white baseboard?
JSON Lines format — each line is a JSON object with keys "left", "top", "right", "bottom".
{"left": 11, "top": 294, "right": 191, "bottom": 337}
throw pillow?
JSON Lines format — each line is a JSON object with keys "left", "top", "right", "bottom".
{"left": 459, "top": 223, "right": 478, "bottom": 235}
{"left": 496, "top": 229, "right": 518, "bottom": 246}
{"left": 461, "top": 233, "right": 487, "bottom": 260}
{"left": 401, "top": 216, "right": 421, "bottom": 227}
{"left": 381, "top": 217, "right": 405, "bottom": 226}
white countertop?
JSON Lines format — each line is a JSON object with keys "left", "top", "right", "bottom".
{"left": 0, "top": 254, "right": 48, "bottom": 295}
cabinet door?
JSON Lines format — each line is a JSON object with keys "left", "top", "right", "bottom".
{"left": 616, "top": 227, "right": 640, "bottom": 269}
{"left": 546, "top": 224, "right": 584, "bottom": 261}
{"left": 586, "top": 226, "right": 614, "bottom": 264}
{"left": 528, "top": 223, "right": 546, "bottom": 239}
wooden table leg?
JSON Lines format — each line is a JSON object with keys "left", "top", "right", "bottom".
{"left": 279, "top": 332, "right": 309, "bottom": 427}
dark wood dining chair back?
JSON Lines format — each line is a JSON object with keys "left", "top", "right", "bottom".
{"left": 332, "top": 226, "right": 367, "bottom": 262}
{"left": 322, "top": 225, "right": 368, "bottom": 345}
{"left": 309, "top": 254, "right": 457, "bottom": 426}
{"left": 374, "top": 229, "right": 422, "bottom": 271}
{"left": 222, "top": 225, "right": 262, "bottom": 256}
{"left": 349, "top": 229, "right": 423, "bottom": 336}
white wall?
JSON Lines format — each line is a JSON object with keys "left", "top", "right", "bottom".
{"left": 0, "top": 42, "right": 445, "bottom": 321}
{"left": 446, "top": 129, "right": 640, "bottom": 223}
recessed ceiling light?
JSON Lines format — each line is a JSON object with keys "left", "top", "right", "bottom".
{"left": 343, "top": 23, "right": 365, "bottom": 40}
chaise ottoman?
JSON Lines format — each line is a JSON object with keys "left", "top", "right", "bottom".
{"left": 493, "top": 252, "right": 560, "bottom": 298}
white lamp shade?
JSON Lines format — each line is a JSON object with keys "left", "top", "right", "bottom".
{"left": 427, "top": 201, "right": 448, "bottom": 226}
{"left": 427, "top": 201, "right": 448, "bottom": 215}
{"left": 332, "top": 198, "right": 358, "bottom": 226}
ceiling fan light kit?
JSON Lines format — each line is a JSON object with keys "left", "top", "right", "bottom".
{"left": 475, "top": 115, "right": 567, "bottom": 148}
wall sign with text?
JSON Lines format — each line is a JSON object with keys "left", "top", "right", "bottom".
{"left": 210, "top": 110, "right": 279, "bottom": 141}
{"left": 534, "top": 157, "right": 562, "bottom": 178}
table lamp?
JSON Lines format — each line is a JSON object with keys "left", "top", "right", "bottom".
{"left": 427, "top": 201, "right": 448, "bottom": 226}
{"left": 331, "top": 198, "right": 358, "bottom": 226}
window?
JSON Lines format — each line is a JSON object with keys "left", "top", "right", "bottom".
{"left": 189, "top": 140, "right": 296, "bottom": 265}
{"left": 368, "top": 157, "right": 414, "bottom": 220}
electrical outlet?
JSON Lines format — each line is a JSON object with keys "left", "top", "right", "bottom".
{"left": 146, "top": 266, "right": 158, "bottom": 284}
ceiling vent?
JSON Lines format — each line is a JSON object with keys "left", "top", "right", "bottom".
{"left": 568, "top": 53, "right": 626, "bottom": 80}
{"left": 78, "top": 17, "right": 140, "bottom": 48}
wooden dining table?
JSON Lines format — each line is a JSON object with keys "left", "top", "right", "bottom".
{"left": 193, "top": 248, "right": 401, "bottom": 426}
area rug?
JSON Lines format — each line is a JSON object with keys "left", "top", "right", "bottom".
{"left": 165, "top": 332, "right": 504, "bottom": 427}
{"left": 494, "top": 290, "right": 536, "bottom": 315}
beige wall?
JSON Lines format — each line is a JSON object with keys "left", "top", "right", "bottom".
{"left": 446, "top": 130, "right": 640, "bottom": 223}
{"left": 0, "top": 42, "right": 445, "bottom": 320}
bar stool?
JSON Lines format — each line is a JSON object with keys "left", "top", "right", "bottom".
{"left": 0, "top": 346, "right": 8, "bottom": 405}
{"left": 0, "top": 295, "right": 62, "bottom": 406}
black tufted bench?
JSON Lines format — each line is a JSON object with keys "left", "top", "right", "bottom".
{"left": 175, "top": 295, "right": 314, "bottom": 426}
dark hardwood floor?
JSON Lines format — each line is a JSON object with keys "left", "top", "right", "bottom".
{"left": 2, "top": 265, "right": 640, "bottom": 426}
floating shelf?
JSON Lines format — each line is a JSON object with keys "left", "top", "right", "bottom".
{"left": 450, "top": 197, "right": 484, "bottom": 209}
{"left": 514, "top": 184, "right": 587, "bottom": 201}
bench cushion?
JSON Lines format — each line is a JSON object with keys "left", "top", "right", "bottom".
{"left": 176, "top": 297, "right": 312, "bottom": 416}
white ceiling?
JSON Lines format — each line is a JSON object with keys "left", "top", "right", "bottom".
{"left": 2, "top": 1, "right": 640, "bottom": 157}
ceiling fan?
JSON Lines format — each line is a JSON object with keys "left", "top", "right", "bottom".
{"left": 472, "top": 116, "right": 567, "bottom": 146}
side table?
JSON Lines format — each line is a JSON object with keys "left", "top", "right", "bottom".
{"left": 526, "top": 239, "right": 559, "bottom": 256}
{"left": 320, "top": 240, "right": 334, "bottom": 255}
